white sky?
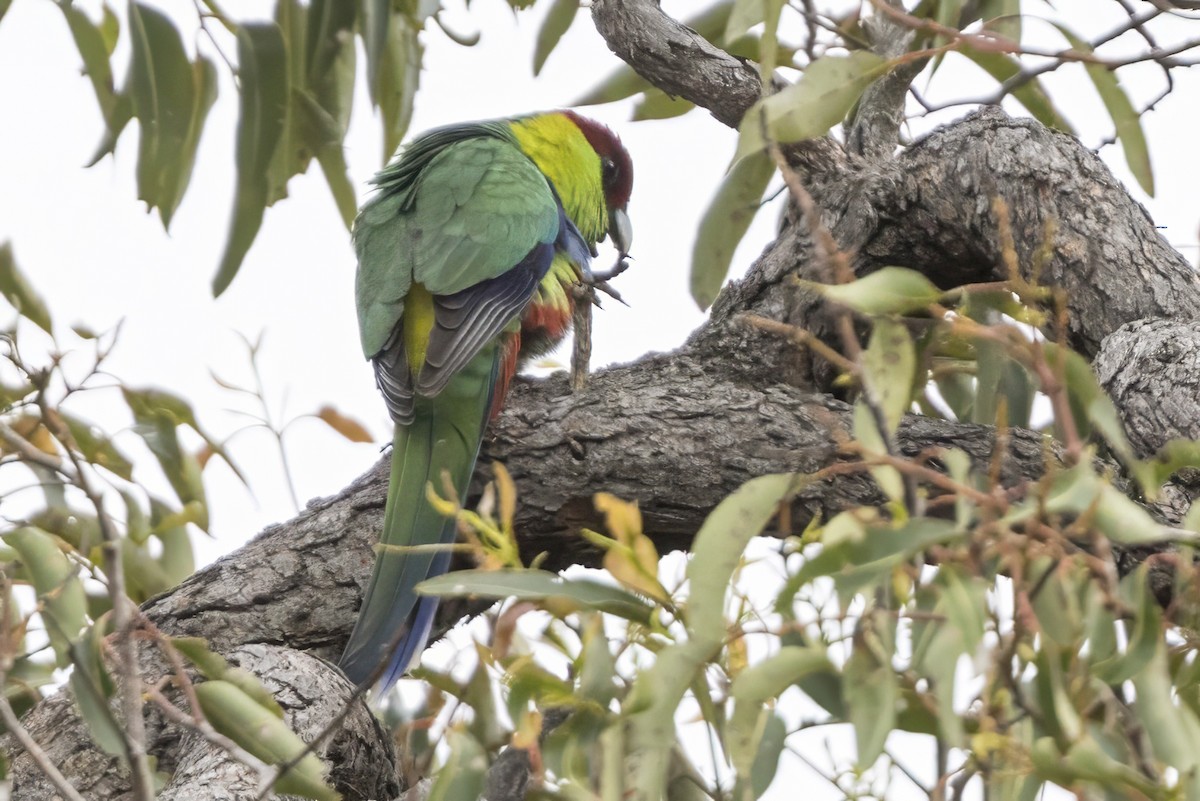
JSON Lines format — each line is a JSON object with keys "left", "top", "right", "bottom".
{"left": 0, "top": 1, "right": 1197, "bottom": 797}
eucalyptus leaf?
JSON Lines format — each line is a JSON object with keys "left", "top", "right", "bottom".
{"left": 1056, "top": 25, "right": 1153, "bottom": 195}
{"left": 533, "top": 0, "right": 578, "bottom": 75}
{"left": 690, "top": 150, "right": 775, "bottom": 310}
{"left": 214, "top": 23, "right": 288, "bottom": 296}
{"left": 418, "top": 569, "right": 654, "bottom": 624}
{"left": 807, "top": 267, "right": 942, "bottom": 316}
{"left": 735, "top": 52, "right": 887, "bottom": 161}
{"left": 0, "top": 243, "right": 52, "bottom": 334}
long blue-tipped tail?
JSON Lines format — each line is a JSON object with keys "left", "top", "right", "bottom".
{"left": 339, "top": 363, "right": 492, "bottom": 693}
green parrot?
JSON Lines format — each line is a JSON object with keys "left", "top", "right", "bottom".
{"left": 340, "top": 111, "right": 634, "bottom": 691}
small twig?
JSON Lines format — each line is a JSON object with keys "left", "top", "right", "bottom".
{"left": 571, "top": 285, "right": 593, "bottom": 391}
{"left": 0, "top": 420, "right": 66, "bottom": 474}
{"left": 38, "top": 403, "right": 156, "bottom": 801}
{"left": 739, "top": 313, "right": 858, "bottom": 375}
{"left": 0, "top": 694, "right": 88, "bottom": 801}
{"left": 146, "top": 687, "right": 278, "bottom": 791}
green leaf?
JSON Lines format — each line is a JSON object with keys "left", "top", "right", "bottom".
{"left": 156, "top": 524, "right": 195, "bottom": 588}
{"left": 377, "top": 10, "right": 424, "bottom": 166}
{"left": 59, "top": 411, "right": 134, "bottom": 480}
{"left": 631, "top": 88, "right": 695, "bottom": 121}
{"left": 724, "top": 0, "right": 763, "bottom": 42}
{"left": 176, "top": 55, "right": 219, "bottom": 204}
{"left": 1130, "top": 624, "right": 1200, "bottom": 795}
{"left": 792, "top": 517, "right": 960, "bottom": 601}
{"left": 731, "top": 645, "right": 834, "bottom": 704}
{"left": 121, "top": 387, "right": 212, "bottom": 530}
{"left": 61, "top": 4, "right": 118, "bottom": 118}
{"left": 427, "top": 729, "right": 488, "bottom": 801}
{"left": 959, "top": 48, "right": 1074, "bottom": 134}
{"left": 724, "top": 647, "right": 830, "bottom": 791}
{"left": 1092, "top": 567, "right": 1160, "bottom": 683}
{"left": 1026, "top": 463, "right": 1186, "bottom": 546}
{"left": 844, "top": 618, "right": 896, "bottom": 766}
{"left": 1143, "top": 439, "right": 1200, "bottom": 490}
{"left": 808, "top": 266, "right": 942, "bottom": 315}
{"left": 1056, "top": 25, "right": 1152, "bottom": 195}
{"left": 0, "top": 242, "right": 53, "bottom": 334}
{"left": 862, "top": 319, "right": 916, "bottom": 435}
{"left": 853, "top": 401, "right": 905, "bottom": 504}
{"left": 214, "top": 23, "right": 289, "bottom": 296}
{"left": 686, "top": 474, "right": 796, "bottom": 638}
{"left": 88, "top": 90, "right": 133, "bottom": 167}
{"left": 735, "top": 52, "right": 887, "bottom": 161}
{"left": 0, "top": 0, "right": 10, "bottom": 27}
{"left": 128, "top": 1, "right": 209, "bottom": 228}
{"left": 69, "top": 630, "right": 127, "bottom": 760}
{"left": 171, "top": 636, "right": 234, "bottom": 680}
{"left": 577, "top": 615, "right": 618, "bottom": 707}
{"left": 1041, "top": 342, "right": 1135, "bottom": 466}
{"left": 574, "top": 64, "right": 651, "bottom": 107}
{"left": 3, "top": 527, "right": 87, "bottom": 665}
{"left": 690, "top": 150, "right": 775, "bottom": 311}
{"left": 362, "top": 0, "right": 388, "bottom": 105}
{"left": 196, "top": 680, "right": 337, "bottom": 800}
{"left": 749, "top": 713, "right": 786, "bottom": 798}
{"left": 301, "top": 0, "right": 358, "bottom": 219}
{"left": 533, "top": 0, "right": 578, "bottom": 75}
{"left": 417, "top": 569, "right": 655, "bottom": 624}
{"left": 978, "top": 0, "right": 1021, "bottom": 41}
{"left": 296, "top": 91, "right": 357, "bottom": 228}
{"left": 624, "top": 475, "right": 798, "bottom": 800}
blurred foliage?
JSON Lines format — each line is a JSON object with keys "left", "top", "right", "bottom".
{"left": 0, "top": 247, "right": 351, "bottom": 798}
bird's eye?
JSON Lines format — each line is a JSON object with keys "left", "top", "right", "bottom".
{"left": 601, "top": 157, "right": 618, "bottom": 188}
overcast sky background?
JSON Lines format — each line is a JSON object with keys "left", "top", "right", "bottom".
{"left": 1, "top": 1, "right": 1198, "bottom": 797}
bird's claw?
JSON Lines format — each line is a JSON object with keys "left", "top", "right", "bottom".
{"left": 587, "top": 255, "right": 632, "bottom": 284}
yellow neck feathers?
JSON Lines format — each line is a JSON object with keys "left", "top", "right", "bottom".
{"left": 509, "top": 115, "right": 607, "bottom": 244}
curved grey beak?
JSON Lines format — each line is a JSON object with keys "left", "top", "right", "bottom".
{"left": 610, "top": 208, "right": 633, "bottom": 258}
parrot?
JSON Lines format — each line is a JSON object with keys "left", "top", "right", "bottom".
{"left": 339, "top": 111, "right": 634, "bottom": 692}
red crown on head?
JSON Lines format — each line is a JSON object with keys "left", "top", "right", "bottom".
{"left": 562, "top": 110, "right": 634, "bottom": 209}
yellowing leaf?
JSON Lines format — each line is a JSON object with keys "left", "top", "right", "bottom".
{"left": 594, "top": 492, "right": 643, "bottom": 543}
{"left": 315, "top": 405, "right": 373, "bottom": 443}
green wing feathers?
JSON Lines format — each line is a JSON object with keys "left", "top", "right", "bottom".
{"left": 354, "top": 131, "right": 561, "bottom": 361}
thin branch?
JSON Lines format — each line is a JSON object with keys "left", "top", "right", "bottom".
{"left": 38, "top": 404, "right": 156, "bottom": 801}
{"left": 0, "top": 694, "right": 88, "bottom": 801}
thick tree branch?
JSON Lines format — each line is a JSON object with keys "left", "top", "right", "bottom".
{"left": 589, "top": 0, "right": 764, "bottom": 129}
{"left": 588, "top": 0, "right": 846, "bottom": 184}
{"left": 1096, "top": 319, "right": 1200, "bottom": 457}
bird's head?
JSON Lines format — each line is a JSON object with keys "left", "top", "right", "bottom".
{"left": 563, "top": 111, "right": 634, "bottom": 258}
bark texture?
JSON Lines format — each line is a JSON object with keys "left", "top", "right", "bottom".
{"left": 9, "top": 1, "right": 1200, "bottom": 798}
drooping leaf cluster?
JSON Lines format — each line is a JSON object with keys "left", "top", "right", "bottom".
{"left": 0, "top": 250, "right": 369, "bottom": 797}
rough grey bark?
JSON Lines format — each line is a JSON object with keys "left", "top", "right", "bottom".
{"left": 9, "top": 1, "right": 1200, "bottom": 799}
{"left": 1096, "top": 319, "right": 1200, "bottom": 457}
